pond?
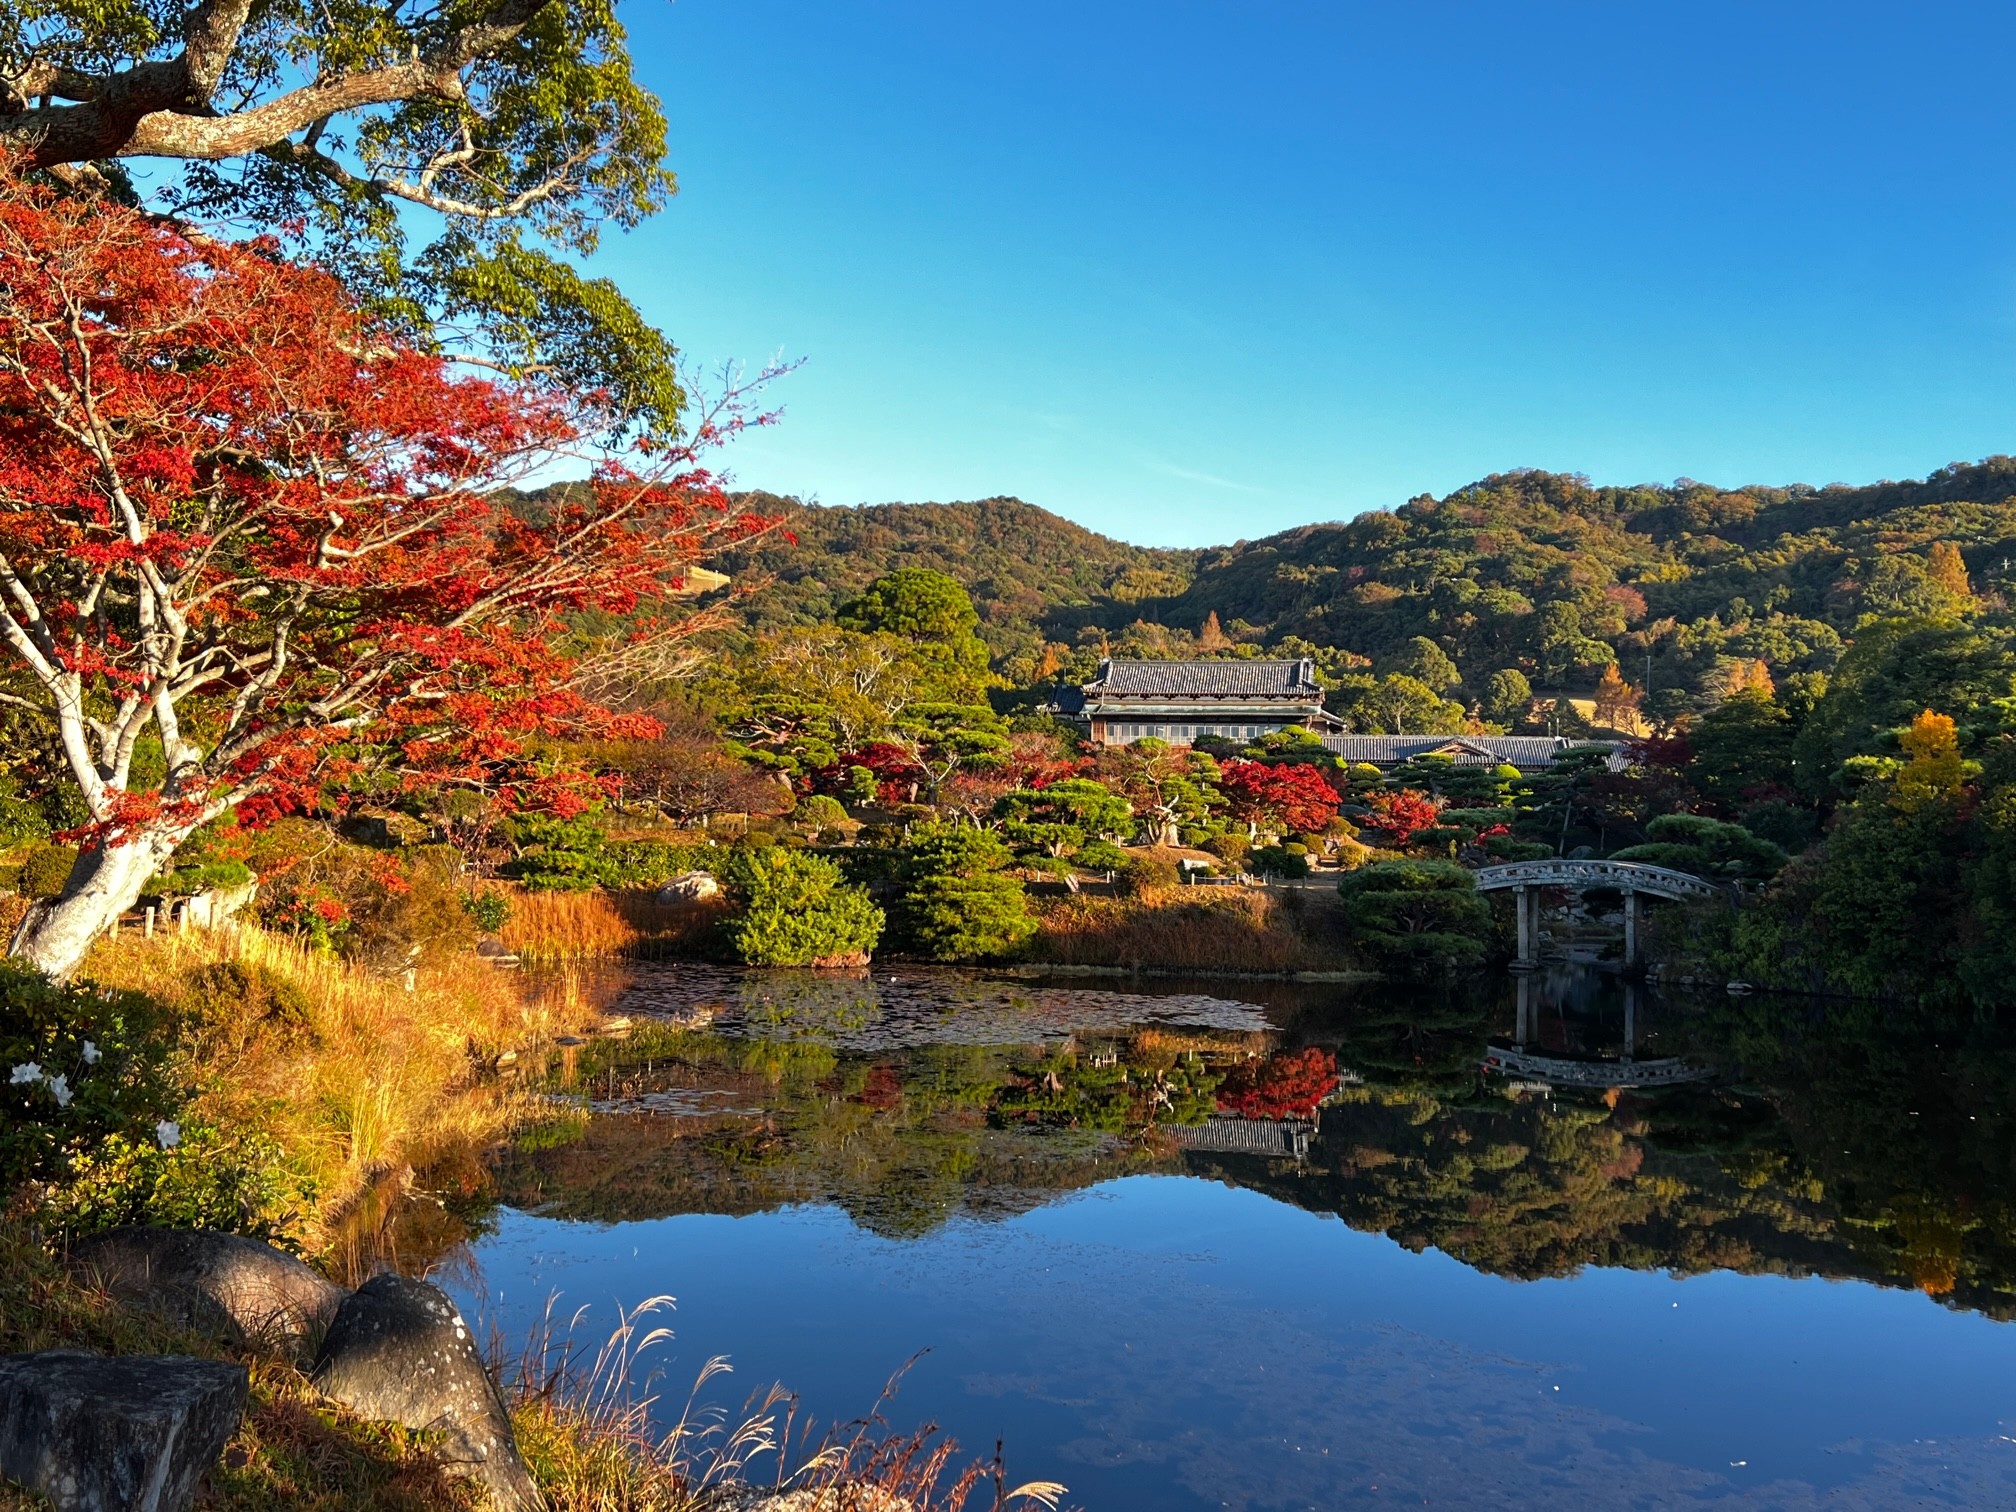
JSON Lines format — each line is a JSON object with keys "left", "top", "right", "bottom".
{"left": 444, "top": 964, "right": 2016, "bottom": 1510}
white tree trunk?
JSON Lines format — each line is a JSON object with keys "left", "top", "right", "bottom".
{"left": 10, "top": 834, "right": 181, "bottom": 979}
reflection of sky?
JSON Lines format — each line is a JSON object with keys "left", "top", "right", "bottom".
{"left": 456, "top": 1176, "right": 2016, "bottom": 1511}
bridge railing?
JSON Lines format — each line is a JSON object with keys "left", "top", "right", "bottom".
{"left": 1472, "top": 858, "right": 1725, "bottom": 901}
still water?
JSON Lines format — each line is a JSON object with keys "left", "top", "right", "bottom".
{"left": 448, "top": 964, "right": 2016, "bottom": 1509}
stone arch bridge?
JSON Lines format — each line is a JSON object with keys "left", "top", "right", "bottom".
{"left": 1473, "top": 859, "right": 1726, "bottom": 968}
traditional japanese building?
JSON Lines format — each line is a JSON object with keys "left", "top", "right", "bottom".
{"left": 1067, "top": 658, "right": 1344, "bottom": 746}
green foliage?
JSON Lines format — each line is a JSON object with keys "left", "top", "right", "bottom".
{"left": 994, "top": 778, "right": 1134, "bottom": 862}
{"left": 722, "top": 848, "right": 885, "bottom": 966}
{"left": 503, "top": 811, "right": 703, "bottom": 893}
{"left": 1611, "top": 814, "right": 1786, "bottom": 881}
{"left": 1691, "top": 689, "right": 1799, "bottom": 809}
{"left": 1249, "top": 846, "right": 1311, "bottom": 879}
{"left": 1794, "top": 619, "right": 2016, "bottom": 791}
{"left": 1383, "top": 635, "right": 1461, "bottom": 690}
{"left": 29, "top": 0, "right": 689, "bottom": 434}
{"left": 1115, "top": 852, "right": 1183, "bottom": 894}
{"left": 18, "top": 843, "right": 77, "bottom": 899}
{"left": 1482, "top": 668, "right": 1534, "bottom": 724}
{"left": 0, "top": 964, "right": 179, "bottom": 1202}
{"left": 1330, "top": 672, "right": 1468, "bottom": 735}
{"left": 1338, "top": 860, "right": 1494, "bottom": 973}
{"left": 890, "top": 822, "right": 1035, "bottom": 960}
{"left": 837, "top": 568, "right": 994, "bottom": 697}
{"left": 37, "top": 1122, "right": 313, "bottom": 1245}
{"left": 466, "top": 889, "right": 512, "bottom": 935}
{"left": 897, "top": 874, "right": 1036, "bottom": 961}
{"left": 796, "top": 794, "right": 850, "bottom": 829}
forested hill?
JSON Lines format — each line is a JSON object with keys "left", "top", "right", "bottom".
{"left": 528, "top": 458, "right": 2016, "bottom": 704}
{"left": 694, "top": 458, "right": 2016, "bottom": 707}
{"left": 714, "top": 493, "right": 1196, "bottom": 674}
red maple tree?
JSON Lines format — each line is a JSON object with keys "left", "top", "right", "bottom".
{"left": 1357, "top": 788, "right": 1445, "bottom": 845}
{"left": 1217, "top": 759, "right": 1341, "bottom": 837}
{"left": 0, "top": 178, "right": 782, "bottom": 975}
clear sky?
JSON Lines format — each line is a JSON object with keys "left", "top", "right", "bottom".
{"left": 596, "top": 1, "right": 2016, "bottom": 547}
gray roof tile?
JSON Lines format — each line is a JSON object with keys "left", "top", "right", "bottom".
{"left": 1085, "top": 659, "right": 1321, "bottom": 699}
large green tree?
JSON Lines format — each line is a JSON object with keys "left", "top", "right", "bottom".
{"left": 838, "top": 568, "right": 994, "bottom": 699}
{"left": 3, "top": 0, "right": 685, "bottom": 430}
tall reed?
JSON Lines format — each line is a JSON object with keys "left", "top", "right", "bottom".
{"left": 1024, "top": 888, "right": 1354, "bottom": 973}
{"left": 82, "top": 923, "right": 601, "bottom": 1249}
{"left": 500, "top": 886, "right": 726, "bottom": 961}
{"left": 500, "top": 1294, "right": 1071, "bottom": 1512}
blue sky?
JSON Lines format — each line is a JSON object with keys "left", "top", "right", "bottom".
{"left": 596, "top": 1, "right": 2016, "bottom": 546}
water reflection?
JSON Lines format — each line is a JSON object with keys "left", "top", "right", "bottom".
{"left": 484, "top": 963, "right": 2016, "bottom": 1317}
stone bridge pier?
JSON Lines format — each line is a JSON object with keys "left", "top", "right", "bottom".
{"left": 1478, "top": 859, "right": 1724, "bottom": 970}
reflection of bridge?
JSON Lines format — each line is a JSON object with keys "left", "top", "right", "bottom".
{"left": 1481, "top": 974, "right": 1713, "bottom": 1089}
{"left": 1474, "top": 859, "right": 1727, "bottom": 968}
{"left": 1174, "top": 1114, "right": 1316, "bottom": 1161}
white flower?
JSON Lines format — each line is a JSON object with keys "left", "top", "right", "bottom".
{"left": 81, "top": 1041, "right": 100, "bottom": 1065}
{"left": 155, "top": 1120, "right": 180, "bottom": 1149}
{"left": 45, "top": 1074, "right": 70, "bottom": 1108}
{"left": 10, "top": 1062, "right": 42, "bottom": 1084}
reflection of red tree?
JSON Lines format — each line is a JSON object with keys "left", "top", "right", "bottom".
{"left": 854, "top": 1064, "right": 904, "bottom": 1111}
{"left": 1215, "top": 1047, "right": 1337, "bottom": 1118}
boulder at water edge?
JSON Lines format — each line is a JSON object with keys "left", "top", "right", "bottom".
{"left": 310, "top": 1273, "right": 544, "bottom": 1512}
{"left": 0, "top": 1350, "right": 247, "bottom": 1512}
{"left": 70, "top": 1227, "right": 345, "bottom": 1365}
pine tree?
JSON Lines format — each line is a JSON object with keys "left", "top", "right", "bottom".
{"left": 1197, "top": 611, "right": 1232, "bottom": 651}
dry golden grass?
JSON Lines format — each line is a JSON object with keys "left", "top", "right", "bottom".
{"left": 81, "top": 924, "right": 603, "bottom": 1252}
{"left": 499, "top": 885, "right": 726, "bottom": 961}
{"left": 1023, "top": 888, "right": 1355, "bottom": 974}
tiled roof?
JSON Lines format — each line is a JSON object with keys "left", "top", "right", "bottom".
{"left": 1084, "top": 659, "right": 1322, "bottom": 699}
{"left": 1320, "top": 735, "right": 1601, "bottom": 768}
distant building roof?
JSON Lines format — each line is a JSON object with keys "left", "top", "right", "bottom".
{"left": 1321, "top": 735, "right": 1601, "bottom": 768}
{"left": 1084, "top": 658, "right": 1322, "bottom": 700}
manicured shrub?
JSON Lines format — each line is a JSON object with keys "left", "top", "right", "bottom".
{"left": 900, "top": 873, "right": 1037, "bottom": 960}
{"left": 795, "top": 794, "right": 849, "bottom": 829}
{"left": 1116, "top": 852, "right": 1182, "bottom": 896}
{"left": 1612, "top": 813, "right": 1786, "bottom": 881}
{"left": 893, "top": 823, "right": 1034, "bottom": 960}
{"left": 722, "top": 847, "right": 884, "bottom": 966}
{"left": 1249, "top": 846, "right": 1310, "bottom": 879}
{"left": 1201, "top": 832, "right": 1250, "bottom": 869}
{"left": 1338, "top": 859, "right": 1493, "bottom": 973}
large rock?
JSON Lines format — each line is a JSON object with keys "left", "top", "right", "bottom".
{"left": 311, "top": 1274, "right": 543, "bottom": 1512}
{"left": 70, "top": 1227, "right": 344, "bottom": 1364}
{"left": 656, "top": 870, "right": 721, "bottom": 903}
{"left": 0, "top": 1350, "right": 247, "bottom": 1512}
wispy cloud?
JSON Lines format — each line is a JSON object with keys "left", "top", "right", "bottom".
{"left": 1149, "top": 461, "right": 1264, "bottom": 494}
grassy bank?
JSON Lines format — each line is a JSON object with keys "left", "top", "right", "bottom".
{"left": 72, "top": 925, "right": 601, "bottom": 1258}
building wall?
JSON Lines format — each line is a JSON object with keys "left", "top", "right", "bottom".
{"left": 1092, "top": 715, "right": 1305, "bottom": 747}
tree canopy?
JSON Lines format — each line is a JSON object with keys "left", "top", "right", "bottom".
{"left": 3, "top": 0, "right": 686, "bottom": 432}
